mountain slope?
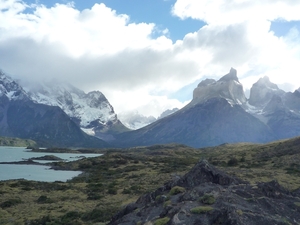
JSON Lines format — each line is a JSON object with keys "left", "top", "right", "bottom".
{"left": 0, "top": 71, "right": 108, "bottom": 147}
{"left": 114, "top": 69, "right": 300, "bottom": 148}
{"left": 25, "top": 80, "right": 129, "bottom": 141}
{"left": 113, "top": 69, "right": 275, "bottom": 148}
{"left": 114, "top": 97, "right": 274, "bottom": 148}
{"left": 246, "top": 76, "right": 300, "bottom": 140}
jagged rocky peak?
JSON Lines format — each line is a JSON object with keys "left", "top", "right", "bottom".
{"left": 219, "top": 67, "right": 238, "bottom": 82}
{"left": 192, "top": 68, "right": 246, "bottom": 105}
{"left": 249, "top": 76, "right": 284, "bottom": 107}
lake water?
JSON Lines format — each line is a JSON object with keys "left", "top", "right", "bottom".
{"left": 0, "top": 146, "right": 102, "bottom": 182}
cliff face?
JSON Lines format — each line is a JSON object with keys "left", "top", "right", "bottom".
{"left": 192, "top": 68, "right": 246, "bottom": 106}
{"left": 109, "top": 160, "right": 300, "bottom": 225}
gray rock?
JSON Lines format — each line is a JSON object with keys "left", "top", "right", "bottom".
{"left": 109, "top": 160, "right": 300, "bottom": 225}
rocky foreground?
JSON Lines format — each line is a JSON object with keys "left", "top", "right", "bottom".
{"left": 109, "top": 160, "right": 300, "bottom": 225}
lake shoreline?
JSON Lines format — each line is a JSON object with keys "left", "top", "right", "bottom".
{"left": 0, "top": 146, "right": 101, "bottom": 182}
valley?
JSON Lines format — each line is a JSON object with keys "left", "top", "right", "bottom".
{"left": 1, "top": 69, "right": 300, "bottom": 224}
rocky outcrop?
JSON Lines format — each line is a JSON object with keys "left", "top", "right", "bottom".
{"left": 109, "top": 160, "right": 300, "bottom": 225}
{"left": 192, "top": 68, "right": 246, "bottom": 106}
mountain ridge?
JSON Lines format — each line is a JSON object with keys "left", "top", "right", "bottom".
{"left": 2, "top": 68, "right": 300, "bottom": 148}
{"left": 112, "top": 68, "right": 300, "bottom": 148}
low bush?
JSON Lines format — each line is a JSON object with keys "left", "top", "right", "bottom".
{"left": 154, "top": 217, "right": 170, "bottom": 225}
{"left": 227, "top": 157, "right": 239, "bottom": 166}
{"left": 37, "top": 195, "right": 54, "bottom": 204}
{"left": 61, "top": 211, "right": 82, "bottom": 224}
{"left": 82, "top": 206, "right": 119, "bottom": 222}
{"left": 190, "top": 206, "right": 213, "bottom": 214}
{"left": 169, "top": 186, "right": 185, "bottom": 195}
{"left": 199, "top": 194, "right": 215, "bottom": 205}
{"left": 107, "top": 188, "right": 117, "bottom": 195}
{"left": 0, "top": 198, "right": 22, "bottom": 208}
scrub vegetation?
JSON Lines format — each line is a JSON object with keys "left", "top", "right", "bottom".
{"left": 0, "top": 136, "right": 300, "bottom": 224}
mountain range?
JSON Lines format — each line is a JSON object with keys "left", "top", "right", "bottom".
{"left": 1, "top": 68, "right": 300, "bottom": 148}
{"left": 118, "top": 108, "right": 179, "bottom": 130}
{"left": 112, "top": 68, "right": 300, "bottom": 148}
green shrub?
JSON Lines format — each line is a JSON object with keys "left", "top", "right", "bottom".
{"left": 236, "top": 209, "right": 243, "bottom": 215}
{"left": 87, "top": 193, "right": 103, "bottom": 200}
{"left": 190, "top": 206, "right": 213, "bottom": 214}
{"left": 154, "top": 217, "right": 170, "bottom": 225}
{"left": 199, "top": 194, "right": 215, "bottom": 205}
{"left": 122, "top": 188, "right": 131, "bottom": 194}
{"left": 61, "top": 211, "right": 81, "bottom": 224}
{"left": 37, "top": 195, "right": 54, "bottom": 204}
{"left": 82, "top": 206, "right": 119, "bottom": 222}
{"left": 163, "top": 200, "right": 172, "bottom": 208}
{"left": 227, "top": 157, "right": 238, "bottom": 166}
{"left": 0, "top": 198, "right": 22, "bottom": 208}
{"left": 169, "top": 186, "right": 185, "bottom": 195}
{"left": 107, "top": 188, "right": 117, "bottom": 195}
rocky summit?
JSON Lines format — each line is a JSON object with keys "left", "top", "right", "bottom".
{"left": 192, "top": 68, "right": 246, "bottom": 106}
{"left": 109, "top": 160, "right": 300, "bottom": 225}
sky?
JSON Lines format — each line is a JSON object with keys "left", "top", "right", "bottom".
{"left": 1, "top": 0, "right": 300, "bottom": 118}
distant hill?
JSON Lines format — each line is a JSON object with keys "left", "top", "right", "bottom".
{"left": 0, "top": 136, "right": 37, "bottom": 147}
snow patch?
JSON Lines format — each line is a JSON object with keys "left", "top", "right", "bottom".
{"left": 81, "top": 128, "right": 95, "bottom": 136}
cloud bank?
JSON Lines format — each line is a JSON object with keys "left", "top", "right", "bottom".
{"left": 0, "top": 0, "right": 300, "bottom": 117}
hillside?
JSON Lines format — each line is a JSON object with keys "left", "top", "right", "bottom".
{"left": 1, "top": 137, "right": 300, "bottom": 224}
{"left": 0, "top": 136, "right": 37, "bottom": 147}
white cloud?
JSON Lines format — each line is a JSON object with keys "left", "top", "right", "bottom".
{"left": 172, "top": 0, "right": 300, "bottom": 24}
{"left": 1, "top": 0, "right": 300, "bottom": 118}
{"left": 172, "top": 0, "right": 300, "bottom": 91}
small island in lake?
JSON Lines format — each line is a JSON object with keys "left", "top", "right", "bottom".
{"left": 29, "top": 155, "right": 63, "bottom": 161}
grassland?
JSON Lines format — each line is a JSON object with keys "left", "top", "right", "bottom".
{"left": 1, "top": 137, "right": 300, "bottom": 224}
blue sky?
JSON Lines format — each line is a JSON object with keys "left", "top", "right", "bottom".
{"left": 27, "top": 0, "right": 299, "bottom": 41}
{"left": 1, "top": 0, "right": 300, "bottom": 117}
{"left": 26, "top": 0, "right": 206, "bottom": 42}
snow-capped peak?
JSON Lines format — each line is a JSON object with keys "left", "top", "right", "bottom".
{"left": 25, "top": 80, "right": 118, "bottom": 129}
{"left": 0, "top": 70, "right": 29, "bottom": 101}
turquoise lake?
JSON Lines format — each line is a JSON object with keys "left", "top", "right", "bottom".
{"left": 0, "top": 146, "right": 101, "bottom": 182}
